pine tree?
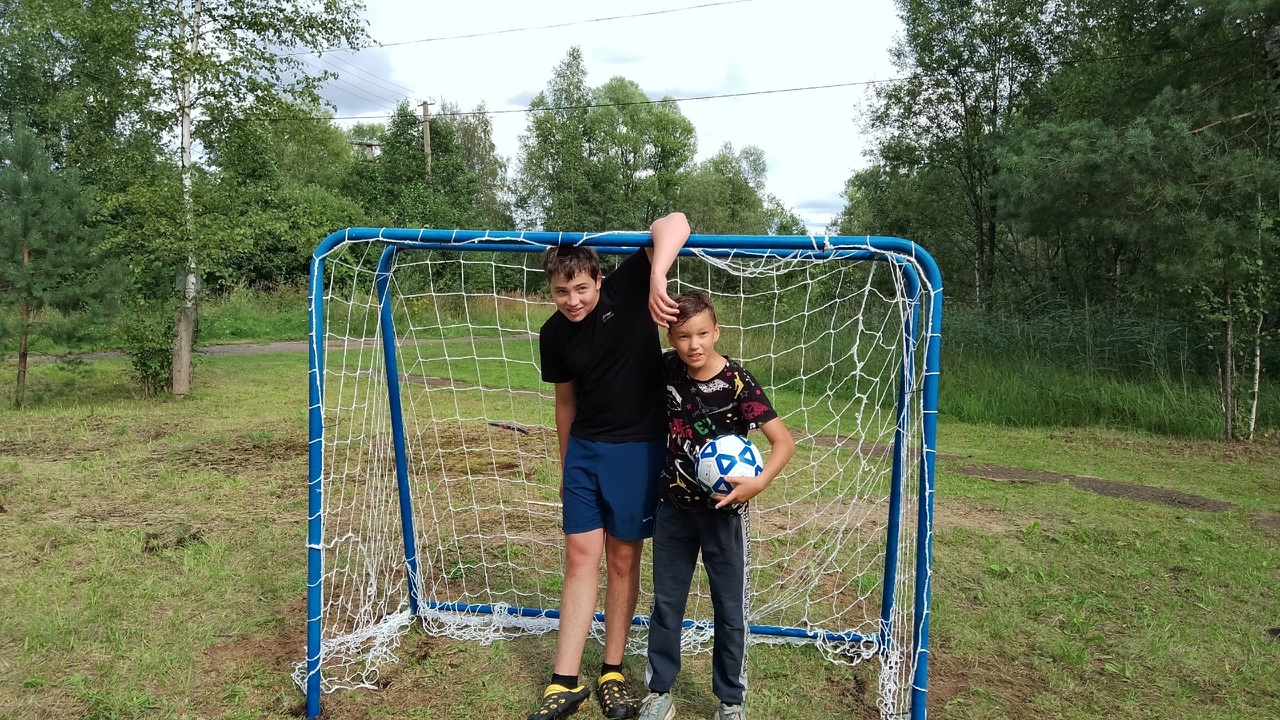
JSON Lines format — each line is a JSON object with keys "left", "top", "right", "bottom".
{"left": 0, "top": 123, "right": 114, "bottom": 407}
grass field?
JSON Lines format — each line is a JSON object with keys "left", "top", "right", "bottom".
{"left": 1, "top": 351, "right": 1278, "bottom": 720}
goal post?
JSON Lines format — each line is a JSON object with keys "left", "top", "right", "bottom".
{"left": 298, "top": 228, "right": 942, "bottom": 719}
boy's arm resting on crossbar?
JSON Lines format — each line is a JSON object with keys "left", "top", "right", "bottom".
{"left": 647, "top": 212, "right": 690, "bottom": 327}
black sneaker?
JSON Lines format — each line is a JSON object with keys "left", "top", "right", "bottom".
{"left": 596, "top": 671, "right": 639, "bottom": 719}
{"left": 528, "top": 683, "right": 592, "bottom": 720}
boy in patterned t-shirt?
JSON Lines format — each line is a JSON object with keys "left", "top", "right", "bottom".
{"left": 637, "top": 291, "right": 795, "bottom": 720}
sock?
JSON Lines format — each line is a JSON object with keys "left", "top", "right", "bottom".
{"left": 552, "top": 673, "right": 580, "bottom": 690}
{"left": 600, "top": 662, "right": 623, "bottom": 678}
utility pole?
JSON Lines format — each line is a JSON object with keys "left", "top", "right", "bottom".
{"left": 421, "top": 99, "right": 432, "bottom": 178}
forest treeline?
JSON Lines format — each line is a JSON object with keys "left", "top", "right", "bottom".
{"left": 1, "top": 0, "right": 1277, "bottom": 439}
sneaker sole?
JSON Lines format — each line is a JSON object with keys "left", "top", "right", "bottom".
{"left": 528, "top": 693, "right": 590, "bottom": 720}
{"left": 638, "top": 700, "right": 675, "bottom": 720}
{"left": 602, "top": 703, "right": 639, "bottom": 720}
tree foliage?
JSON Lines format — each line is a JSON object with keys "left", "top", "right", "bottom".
{"left": 845, "top": 0, "right": 1280, "bottom": 438}
{"left": 516, "top": 47, "right": 697, "bottom": 230}
{"left": 0, "top": 122, "right": 116, "bottom": 406}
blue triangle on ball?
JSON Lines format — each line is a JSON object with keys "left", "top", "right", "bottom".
{"left": 716, "top": 456, "right": 736, "bottom": 473}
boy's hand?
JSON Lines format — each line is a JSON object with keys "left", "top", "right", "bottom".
{"left": 714, "top": 474, "right": 769, "bottom": 509}
{"left": 649, "top": 273, "right": 679, "bottom": 327}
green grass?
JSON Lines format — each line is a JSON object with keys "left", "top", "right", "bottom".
{"left": 1, "top": 351, "right": 1278, "bottom": 719}
{"left": 199, "top": 285, "right": 310, "bottom": 345}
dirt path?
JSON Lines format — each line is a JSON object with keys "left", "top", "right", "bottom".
{"left": 951, "top": 462, "right": 1239, "bottom": 512}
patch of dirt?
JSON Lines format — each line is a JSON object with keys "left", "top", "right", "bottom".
{"left": 143, "top": 524, "right": 204, "bottom": 553}
{"left": 924, "top": 651, "right": 973, "bottom": 709}
{"left": 923, "top": 649, "right": 1041, "bottom": 715}
{"left": 160, "top": 431, "right": 306, "bottom": 475}
{"left": 192, "top": 597, "right": 310, "bottom": 718}
{"left": 0, "top": 416, "right": 117, "bottom": 460}
{"left": 934, "top": 498, "right": 1017, "bottom": 535}
{"left": 951, "top": 464, "right": 1238, "bottom": 512}
{"left": 1066, "top": 475, "right": 1237, "bottom": 512}
{"left": 952, "top": 464, "right": 1075, "bottom": 485}
{"left": 1252, "top": 511, "right": 1280, "bottom": 532}
{"left": 62, "top": 504, "right": 304, "bottom": 533}
{"left": 200, "top": 341, "right": 310, "bottom": 356}
{"left": 192, "top": 597, "right": 543, "bottom": 720}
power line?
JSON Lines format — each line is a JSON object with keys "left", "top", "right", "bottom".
{"left": 291, "top": 0, "right": 759, "bottom": 55}
{"left": 315, "top": 52, "right": 419, "bottom": 97}
{"left": 299, "top": 57, "right": 406, "bottom": 107}
{"left": 447, "top": 79, "right": 891, "bottom": 117}
{"left": 306, "top": 41, "right": 1251, "bottom": 123}
{"left": 311, "top": 78, "right": 893, "bottom": 122}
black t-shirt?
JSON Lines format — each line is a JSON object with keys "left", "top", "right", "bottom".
{"left": 539, "top": 250, "right": 666, "bottom": 442}
{"left": 660, "top": 351, "right": 779, "bottom": 512}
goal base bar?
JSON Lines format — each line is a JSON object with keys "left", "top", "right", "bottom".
{"left": 420, "top": 600, "right": 875, "bottom": 646}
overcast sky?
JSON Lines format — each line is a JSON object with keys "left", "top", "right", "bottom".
{"left": 307, "top": 0, "right": 903, "bottom": 231}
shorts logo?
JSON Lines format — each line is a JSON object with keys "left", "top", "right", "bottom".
{"left": 602, "top": 311, "right": 615, "bottom": 323}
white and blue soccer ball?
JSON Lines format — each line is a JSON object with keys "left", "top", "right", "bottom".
{"left": 696, "top": 434, "right": 764, "bottom": 497}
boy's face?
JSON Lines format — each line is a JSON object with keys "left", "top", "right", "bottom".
{"left": 550, "top": 271, "right": 602, "bottom": 322}
{"left": 667, "top": 310, "right": 722, "bottom": 374}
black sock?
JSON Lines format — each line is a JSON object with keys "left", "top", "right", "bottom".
{"left": 600, "top": 662, "right": 622, "bottom": 678}
{"left": 552, "top": 673, "right": 579, "bottom": 690}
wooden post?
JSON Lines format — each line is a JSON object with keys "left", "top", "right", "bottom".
{"left": 421, "top": 99, "right": 432, "bottom": 178}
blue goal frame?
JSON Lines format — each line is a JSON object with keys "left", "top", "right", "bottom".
{"left": 302, "top": 228, "right": 943, "bottom": 720}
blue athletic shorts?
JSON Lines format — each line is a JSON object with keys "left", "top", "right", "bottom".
{"left": 562, "top": 436, "right": 665, "bottom": 541}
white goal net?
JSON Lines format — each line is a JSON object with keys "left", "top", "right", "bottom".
{"left": 296, "top": 229, "right": 941, "bottom": 720}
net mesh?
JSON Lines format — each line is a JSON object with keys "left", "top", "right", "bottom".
{"left": 294, "top": 231, "right": 937, "bottom": 719}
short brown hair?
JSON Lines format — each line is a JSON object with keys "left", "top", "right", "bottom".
{"left": 542, "top": 246, "right": 601, "bottom": 284}
{"left": 671, "top": 290, "right": 717, "bottom": 328}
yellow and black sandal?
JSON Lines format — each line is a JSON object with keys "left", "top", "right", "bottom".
{"left": 527, "top": 683, "right": 592, "bottom": 720}
{"left": 596, "top": 671, "right": 640, "bottom": 720}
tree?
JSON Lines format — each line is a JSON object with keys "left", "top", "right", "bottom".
{"left": 680, "top": 143, "right": 804, "bottom": 236}
{"left": 199, "top": 99, "right": 366, "bottom": 289}
{"left": 680, "top": 143, "right": 767, "bottom": 235}
{"left": 135, "top": 0, "right": 367, "bottom": 395}
{"left": 992, "top": 0, "right": 1280, "bottom": 439}
{"left": 764, "top": 195, "right": 808, "bottom": 236}
{"left": 516, "top": 47, "right": 696, "bottom": 230}
{"left": 862, "top": 0, "right": 1059, "bottom": 306}
{"left": 439, "top": 100, "right": 514, "bottom": 229}
{"left": 341, "top": 101, "right": 509, "bottom": 229}
{"left": 0, "top": 122, "right": 115, "bottom": 407}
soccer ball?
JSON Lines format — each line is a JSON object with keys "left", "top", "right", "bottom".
{"left": 696, "top": 434, "right": 764, "bottom": 498}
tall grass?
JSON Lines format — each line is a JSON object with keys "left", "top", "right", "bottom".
{"left": 943, "top": 303, "right": 1278, "bottom": 438}
{"left": 199, "top": 284, "right": 309, "bottom": 344}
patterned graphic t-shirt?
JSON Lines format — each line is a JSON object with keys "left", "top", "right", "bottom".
{"left": 661, "top": 350, "right": 778, "bottom": 512}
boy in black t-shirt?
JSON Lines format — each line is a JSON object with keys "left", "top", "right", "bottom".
{"left": 638, "top": 291, "right": 795, "bottom": 720}
{"left": 529, "top": 213, "right": 690, "bottom": 720}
